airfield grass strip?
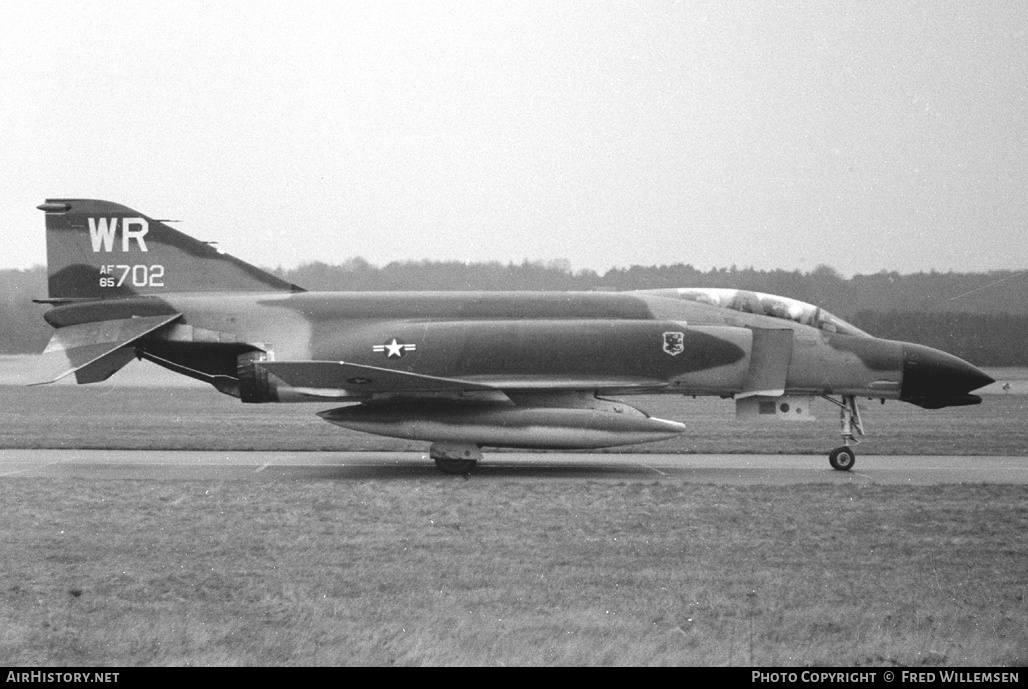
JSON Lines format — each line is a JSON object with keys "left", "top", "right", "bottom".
{"left": 1, "top": 480, "right": 1026, "bottom": 666}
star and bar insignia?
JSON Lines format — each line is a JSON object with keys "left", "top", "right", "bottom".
{"left": 373, "top": 338, "right": 417, "bottom": 358}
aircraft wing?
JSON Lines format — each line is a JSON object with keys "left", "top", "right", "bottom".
{"left": 260, "top": 361, "right": 669, "bottom": 396}
{"left": 261, "top": 361, "right": 495, "bottom": 395}
{"left": 456, "top": 374, "right": 670, "bottom": 391}
{"left": 33, "top": 314, "right": 182, "bottom": 385}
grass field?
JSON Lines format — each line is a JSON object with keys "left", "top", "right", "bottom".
{"left": 0, "top": 382, "right": 1026, "bottom": 666}
{"left": 1, "top": 481, "right": 1026, "bottom": 666}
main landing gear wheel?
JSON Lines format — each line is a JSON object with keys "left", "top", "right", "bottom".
{"left": 430, "top": 442, "right": 482, "bottom": 475}
{"left": 828, "top": 446, "right": 856, "bottom": 471}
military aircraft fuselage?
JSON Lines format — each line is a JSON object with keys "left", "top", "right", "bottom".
{"left": 42, "top": 288, "right": 986, "bottom": 409}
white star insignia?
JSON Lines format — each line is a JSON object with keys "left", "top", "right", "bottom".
{"left": 384, "top": 338, "right": 404, "bottom": 358}
{"left": 373, "top": 338, "right": 417, "bottom": 358}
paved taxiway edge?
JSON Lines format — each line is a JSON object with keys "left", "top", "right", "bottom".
{"left": 0, "top": 449, "right": 1025, "bottom": 484}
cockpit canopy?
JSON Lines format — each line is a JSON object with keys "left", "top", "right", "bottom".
{"left": 642, "top": 288, "right": 870, "bottom": 337}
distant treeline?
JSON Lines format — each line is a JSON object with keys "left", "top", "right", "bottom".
{"left": 3, "top": 262, "right": 1026, "bottom": 365}
{"left": 280, "top": 260, "right": 1028, "bottom": 316}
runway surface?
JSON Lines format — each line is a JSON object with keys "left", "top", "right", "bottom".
{"left": 0, "top": 449, "right": 1026, "bottom": 484}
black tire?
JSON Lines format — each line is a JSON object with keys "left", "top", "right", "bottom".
{"left": 435, "top": 458, "right": 478, "bottom": 475}
{"left": 828, "top": 446, "right": 856, "bottom": 471}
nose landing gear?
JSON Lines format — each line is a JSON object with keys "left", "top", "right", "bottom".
{"left": 822, "top": 395, "right": 863, "bottom": 471}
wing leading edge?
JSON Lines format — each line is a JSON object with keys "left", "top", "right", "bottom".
{"left": 259, "top": 360, "right": 671, "bottom": 397}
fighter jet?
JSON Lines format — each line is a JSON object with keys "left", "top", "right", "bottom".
{"left": 34, "top": 199, "right": 994, "bottom": 473}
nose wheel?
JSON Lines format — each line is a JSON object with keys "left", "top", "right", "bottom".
{"left": 821, "top": 395, "right": 863, "bottom": 471}
{"left": 828, "top": 445, "right": 856, "bottom": 471}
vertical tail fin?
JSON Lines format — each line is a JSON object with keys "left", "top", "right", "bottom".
{"left": 39, "top": 199, "right": 304, "bottom": 299}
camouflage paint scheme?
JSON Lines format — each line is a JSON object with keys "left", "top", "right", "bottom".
{"left": 35, "top": 200, "right": 993, "bottom": 470}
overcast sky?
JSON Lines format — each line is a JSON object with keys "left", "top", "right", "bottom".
{"left": 1, "top": 1, "right": 1025, "bottom": 276}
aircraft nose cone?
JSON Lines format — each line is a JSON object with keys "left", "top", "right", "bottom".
{"left": 901, "top": 343, "right": 994, "bottom": 408}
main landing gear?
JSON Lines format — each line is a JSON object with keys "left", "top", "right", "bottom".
{"left": 821, "top": 395, "right": 863, "bottom": 471}
{"left": 430, "top": 442, "right": 482, "bottom": 475}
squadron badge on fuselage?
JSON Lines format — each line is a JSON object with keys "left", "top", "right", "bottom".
{"left": 662, "top": 332, "right": 685, "bottom": 356}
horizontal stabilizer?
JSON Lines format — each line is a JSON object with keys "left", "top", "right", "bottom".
{"left": 32, "top": 314, "right": 181, "bottom": 385}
